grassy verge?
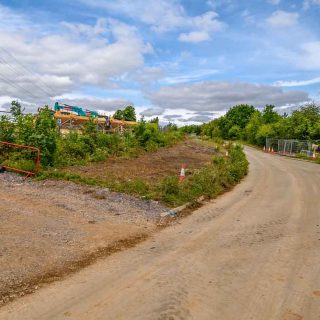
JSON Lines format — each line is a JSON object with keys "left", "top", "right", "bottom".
{"left": 38, "top": 143, "right": 248, "bottom": 207}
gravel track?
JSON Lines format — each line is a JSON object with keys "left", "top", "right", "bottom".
{"left": 1, "top": 147, "right": 320, "bottom": 319}
{"left": 0, "top": 172, "right": 167, "bottom": 306}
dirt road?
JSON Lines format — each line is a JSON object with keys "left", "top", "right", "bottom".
{"left": 1, "top": 147, "right": 320, "bottom": 320}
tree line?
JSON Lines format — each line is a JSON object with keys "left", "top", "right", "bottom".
{"left": 181, "top": 103, "right": 320, "bottom": 145}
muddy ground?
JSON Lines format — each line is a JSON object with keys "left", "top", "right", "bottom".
{"left": 0, "top": 139, "right": 216, "bottom": 307}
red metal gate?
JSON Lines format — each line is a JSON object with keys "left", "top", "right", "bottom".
{"left": 0, "top": 141, "right": 40, "bottom": 177}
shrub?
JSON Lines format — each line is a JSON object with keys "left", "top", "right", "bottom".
{"left": 0, "top": 101, "right": 184, "bottom": 172}
{"left": 156, "top": 143, "right": 248, "bottom": 207}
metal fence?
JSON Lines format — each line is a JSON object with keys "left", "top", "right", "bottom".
{"left": 0, "top": 141, "right": 40, "bottom": 176}
{"left": 266, "top": 138, "right": 320, "bottom": 158}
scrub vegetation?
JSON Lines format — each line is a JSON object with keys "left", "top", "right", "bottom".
{"left": 0, "top": 101, "right": 183, "bottom": 170}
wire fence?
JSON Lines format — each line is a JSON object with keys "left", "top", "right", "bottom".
{"left": 266, "top": 138, "right": 320, "bottom": 158}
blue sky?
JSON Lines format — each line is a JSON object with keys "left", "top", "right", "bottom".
{"left": 0, "top": 0, "right": 319, "bottom": 124}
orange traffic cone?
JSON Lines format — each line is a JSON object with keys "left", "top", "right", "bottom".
{"left": 271, "top": 147, "right": 274, "bottom": 153}
{"left": 312, "top": 151, "right": 316, "bottom": 160}
{"left": 263, "top": 146, "right": 266, "bottom": 152}
{"left": 268, "top": 147, "right": 271, "bottom": 153}
{"left": 179, "top": 164, "right": 186, "bottom": 182}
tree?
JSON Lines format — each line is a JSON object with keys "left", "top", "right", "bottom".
{"left": 29, "top": 106, "right": 58, "bottom": 166}
{"left": 262, "top": 105, "right": 281, "bottom": 124}
{"left": 0, "top": 115, "right": 15, "bottom": 142}
{"left": 228, "top": 125, "right": 241, "bottom": 140}
{"left": 113, "top": 106, "right": 136, "bottom": 121}
{"left": 113, "top": 109, "right": 124, "bottom": 120}
{"left": 219, "top": 104, "right": 256, "bottom": 139}
{"left": 201, "top": 119, "right": 221, "bottom": 138}
{"left": 255, "top": 124, "right": 274, "bottom": 146}
{"left": 123, "top": 106, "right": 136, "bottom": 121}
{"left": 10, "top": 100, "right": 24, "bottom": 120}
{"left": 244, "top": 111, "right": 262, "bottom": 144}
{"left": 149, "top": 117, "right": 159, "bottom": 124}
{"left": 289, "top": 104, "right": 320, "bottom": 139}
{"left": 181, "top": 124, "right": 202, "bottom": 135}
{"left": 225, "top": 104, "right": 256, "bottom": 129}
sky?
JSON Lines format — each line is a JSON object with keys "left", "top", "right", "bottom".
{"left": 0, "top": 0, "right": 319, "bottom": 124}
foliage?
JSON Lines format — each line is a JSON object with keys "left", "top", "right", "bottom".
{"left": 113, "top": 105, "right": 136, "bottom": 121}
{"left": 113, "top": 109, "right": 124, "bottom": 121}
{"left": 219, "top": 104, "right": 256, "bottom": 139}
{"left": 0, "top": 115, "right": 15, "bottom": 142}
{"left": 180, "top": 124, "right": 202, "bottom": 135}
{"left": 133, "top": 119, "right": 182, "bottom": 152}
{"left": 10, "top": 100, "right": 25, "bottom": 118}
{"left": 262, "top": 105, "right": 281, "bottom": 124}
{"left": 149, "top": 117, "right": 159, "bottom": 124}
{"left": 0, "top": 101, "right": 183, "bottom": 171}
{"left": 182, "top": 103, "right": 320, "bottom": 147}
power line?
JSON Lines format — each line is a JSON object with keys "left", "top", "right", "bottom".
{"left": 0, "top": 56, "right": 53, "bottom": 97}
{"left": 0, "top": 73, "right": 39, "bottom": 100}
{"left": 0, "top": 47, "right": 56, "bottom": 96}
{"left": 0, "top": 47, "right": 55, "bottom": 94}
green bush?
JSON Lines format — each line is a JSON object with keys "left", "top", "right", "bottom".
{"left": 227, "top": 144, "right": 249, "bottom": 181}
{"left": 0, "top": 101, "right": 184, "bottom": 172}
{"left": 156, "top": 143, "right": 248, "bottom": 207}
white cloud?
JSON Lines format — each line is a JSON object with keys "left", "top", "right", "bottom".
{"left": 61, "top": 18, "right": 108, "bottom": 38}
{"left": 146, "top": 81, "right": 310, "bottom": 112}
{"left": 303, "top": 0, "right": 320, "bottom": 9}
{"left": 178, "top": 31, "right": 210, "bottom": 43}
{"left": 287, "top": 41, "right": 320, "bottom": 70}
{"left": 90, "top": 0, "right": 186, "bottom": 33}
{"left": 268, "top": 0, "right": 281, "bottom": 5}
{"left": 181, "top": 115, "right": 213, "bottom": 123}
{"left": 159, "top": 109, "right": 223, "bottom": 125}
{"left": 131, "top": 67, "right": 165, "bottom": 84}
{"left": 0, "top": 5, "right": 33, "bottom": 32}
{"left": 54, "top": 94, "right": 133, "bottom": 112}
{"left": 141, "top": 107, "right": 165, "bottom": 117}
{"left": 267, "top": 10, "right": 299, "bottom": 27}
{"left": 241, "top": 10, "right": 256, "bottom": 25}
{"left": 274, "top": 77, "right": 320, "bottom": 87}
{"left": 206, "top": 0, "right": 216, "bottom": 8}
{"left": 0, "top": 93, "right": 133, "bottom": 114}
{"left": 192, "top": 11, "right": 224, "bottom": 32}
{"left": 0, "top": 8, "right": 152, "bottom": 108}
{"left": 206, "top": 0, "right": 234, "bottom": 10}
{"left": 82, "top": 0, "right": 225, "bottom": 41}
{"left": 0, "top": 96, "right": 15, "bottom": 111}
{"left": 162, "top": 69, "right": 220, "bottom": 84}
